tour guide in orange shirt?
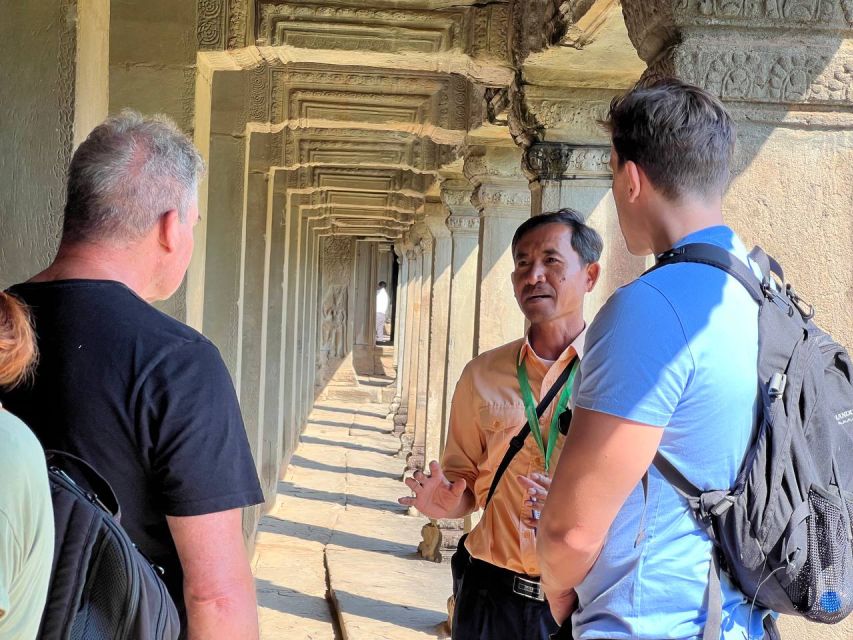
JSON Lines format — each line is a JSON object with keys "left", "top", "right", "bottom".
{"left": 399, "top": 209, "right": 602, "bottom": 640}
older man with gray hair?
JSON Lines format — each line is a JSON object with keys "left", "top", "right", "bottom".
{"left": 2, "top": 111, "right": 264, "bottom": 639}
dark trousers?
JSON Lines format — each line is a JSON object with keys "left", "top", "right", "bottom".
{"left": 452, "top": 559, "right": 562, "bottom": 640}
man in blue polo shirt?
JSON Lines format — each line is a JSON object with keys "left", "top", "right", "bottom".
{"left": 536, "top": 78, "right": 775, "bottom": 639}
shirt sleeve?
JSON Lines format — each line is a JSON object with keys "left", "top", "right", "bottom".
{"left": 440, "top": 364, "right": 485, "bottom": 490}
{"left": 140, "top": 340, "right": 264, "bottom": 516}
{"left": 574, "top": 281, "right": 694, "bottom": 427}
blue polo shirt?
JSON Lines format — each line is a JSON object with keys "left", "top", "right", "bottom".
{"left": 572, "top": 225, "right": 768, "bottom": 639}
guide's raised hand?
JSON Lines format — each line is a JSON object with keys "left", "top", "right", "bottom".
{"left": 398, "top": 460, "right": 467, "bottom": 520}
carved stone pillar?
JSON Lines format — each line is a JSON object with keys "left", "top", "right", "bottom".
{"left": 407, "top": 232, "right": 434, "bottom": 470}
{"left": 422, "top": 204, "right": 453, "bottom": 468}
{"left": 390, "top": 243, "right": 408, "bottom": 415}
{"left": 394, "top": 245, "right": 422, "bottom": 439}
{"left": 622, "top": 0, "right": 853, "bottom": 354}
{"left": 417, "top": 181, "right": 481, "bottom": 563}
{"left": 465, "top": 146, "right": 530, "bottom": 354}
{"left": 442, "top": 180, "right": 481, "bottom": 445}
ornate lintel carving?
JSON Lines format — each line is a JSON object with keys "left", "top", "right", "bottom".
{"left": 524, "top": 143, "right": 612, "bottom": 181}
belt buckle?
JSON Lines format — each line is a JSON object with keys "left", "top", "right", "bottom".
{"left": 512, "top": 575, "right": 544, "bottom": 601}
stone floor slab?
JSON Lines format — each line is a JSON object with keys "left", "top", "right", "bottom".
{"left": 255, "top": 398, "right": 450, "bottom": 640}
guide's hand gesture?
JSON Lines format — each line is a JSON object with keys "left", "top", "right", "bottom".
{"left": 398, "top": 460, "right": 467, "bottom": 520}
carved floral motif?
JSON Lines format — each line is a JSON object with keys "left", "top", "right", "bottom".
{"left": 678, "top": 48, "right": 852, "bottom": 104}
{"left": 681, "top": 0, "right": 852, "bottom": 23}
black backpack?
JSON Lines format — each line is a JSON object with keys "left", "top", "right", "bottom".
{"left": 648, "top": 244, "right": 853, "bottom": 639}
{"left": 38, "top": 450, "right": 180, "bottom": 640}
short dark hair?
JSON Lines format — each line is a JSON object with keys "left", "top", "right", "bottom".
{"left": 378, "top": 281, "right": 387, "bottom": 288}
{"left": 511, "top": 209, "right": 603, "bottom": 265}
{"left": 601, "top": 76, "right": 736, "bottom": 201}
{"left": 63, "top": 110, "right": 205, "bottom": 244}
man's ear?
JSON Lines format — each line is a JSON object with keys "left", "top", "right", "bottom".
{"left": 625, "top": 160, "right": 642, "bottom": 203}
{"left": 158, "top": 210, "right": 181, "bottom": 252}
{"left": 585, "top": 262, "right": 601, "bottom": 292}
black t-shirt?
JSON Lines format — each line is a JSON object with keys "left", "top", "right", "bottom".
{"left": 2, "top": 280, "right": 264, "bottom": 621}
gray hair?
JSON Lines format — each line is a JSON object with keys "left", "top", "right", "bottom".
{"left": 62, "top": 110, "right": 205, "bottom": 243}
{"left": 512, "top": 208, "right": 603, "bottom": 265}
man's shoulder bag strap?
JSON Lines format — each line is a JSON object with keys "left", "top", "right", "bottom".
{"left": 483, "top": 355, "right": 578, "bottom": 508}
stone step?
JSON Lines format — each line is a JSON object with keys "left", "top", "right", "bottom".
{"left": 318, "top": 386, "right": 380, "bottom": 404}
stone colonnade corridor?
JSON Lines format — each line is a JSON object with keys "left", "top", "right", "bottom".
{"left": 253, "top": 394, "right": 450, "bottom": 640}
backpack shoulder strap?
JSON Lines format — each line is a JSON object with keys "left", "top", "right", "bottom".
{"left": 484, "top": 356, "right": 577, "bottom": 508}
{"left": 646, "top": 242, "right": 764, "bottom": 305}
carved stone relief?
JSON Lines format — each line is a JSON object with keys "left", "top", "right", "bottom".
{"left": 672, "top": 46, "right": 853, "bottom": 104}
{"left": 197, "top": 0, "right": 249, "bottom": 50}
{"left": 319, "top": 237, "right": 354, "bottom": 369}
{"left": 321, "top": 285, "right": 348, "bottom": 359}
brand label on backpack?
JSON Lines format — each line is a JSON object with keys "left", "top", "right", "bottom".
{"left": 835, "top": 409, "right": 853, "bottom": 426}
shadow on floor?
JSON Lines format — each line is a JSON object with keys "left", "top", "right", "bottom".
{"left": 300, "top": 435, "right": 396, "bottom": 456}
{"left": 313, "top": 404, "right": 388, "bottom": 420}
{"left": 291, "top": 455, "right": 400, "bottom": 480}
{"left": 259, "top": 516, "right": 420, "bottom": 556}
{"left": 332, "top": 589, "right": 449, "bottom": 632}
{"left": 255, "top": 577, "right": 333, "bottom": 622}
{"left": 277, "top": 481, "right": 406, "bottom": 514}
{"left": 306, "top": 418, "right": 390, "bottom": 434}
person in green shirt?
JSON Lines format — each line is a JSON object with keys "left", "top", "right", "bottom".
{"left": 0, "top": 292, "right": 53, "bottom": 639}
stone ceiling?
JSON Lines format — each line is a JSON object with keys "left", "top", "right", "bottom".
{"left": 197, "top": 0, "right": 646, "bottom": 241}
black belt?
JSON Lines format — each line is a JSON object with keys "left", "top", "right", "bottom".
{"left": 466, "top": 558, "right": 545, "bottom": 602}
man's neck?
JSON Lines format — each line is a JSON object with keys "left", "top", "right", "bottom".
{"left": 528, "top": 315, "right": 585, "bottom": 361}
{"left": 30, "top": 242, "right": 153, "bottom": 299}
{"left": 647, "top": 196, "right": 725, "bottom": 255}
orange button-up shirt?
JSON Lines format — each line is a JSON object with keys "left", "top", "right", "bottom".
{"left": 441, "top": 330, "right": 585, "bottom": 577}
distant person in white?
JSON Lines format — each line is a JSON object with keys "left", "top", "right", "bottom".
{"left": 376, "top": 281, "right": 390, "bottom": 342}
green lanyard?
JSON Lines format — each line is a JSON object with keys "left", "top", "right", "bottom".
{"left": 517, "top": 353, "right": 579, "bottom": 473}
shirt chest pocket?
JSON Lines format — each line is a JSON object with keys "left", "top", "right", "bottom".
{"left": 479, "top": 404, "right": 528, "bottom": 471}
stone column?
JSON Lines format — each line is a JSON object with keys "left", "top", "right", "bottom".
{"left": 390, "top": 243, "right": 409, "bottom": 415}
{"left": 524, "top": 141, "right": 647, "bottom": 318}
{"left": 394, "top": 246, "right": 422, "bottom": 438}
{"left": 621, "top": 0, "right": 853, "bottom": 353}
{"left": 422, "top": 203, "right": 453, "bottom": 467}
{"left": 418, "top": 180, "right": 483, "bottom": 563}
{"left": 465, "top": 147, "right": 530, "bottom": 354}
{"left": 441, "top": 180, "right": 481, "bottom": 449}
{"left": 416, "top": 199, "right": 466, "bottom": 563}
{"left": 304, "top": 223, "right": 321, "bottom": 420}
{"left": 352, "top": 240, "right": 375, "bottom": 375}
{"left": 407, "top": 231, "right": 435, "bottom": 471}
